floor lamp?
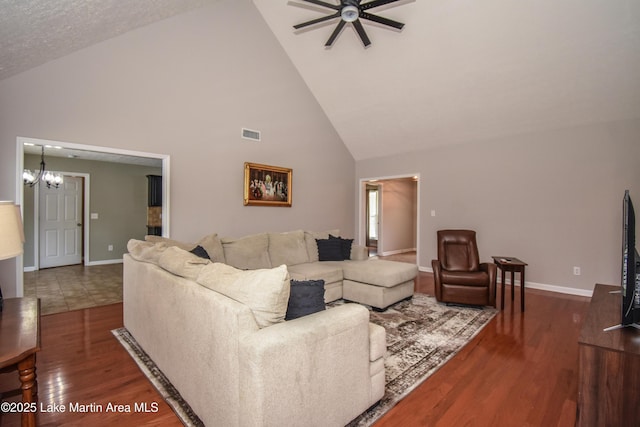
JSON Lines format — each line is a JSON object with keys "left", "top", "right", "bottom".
{"left": 0, "top": 201, "right": 25, "bottom": 312}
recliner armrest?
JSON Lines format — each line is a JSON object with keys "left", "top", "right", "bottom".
{"left": 431, "top": 259, "right": 443, "bottom": 300}
{"left": 479, "top": 262, "right": 497, "bottom": 306}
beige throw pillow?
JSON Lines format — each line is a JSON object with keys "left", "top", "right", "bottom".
{"left": 197, "top": 233, "right": 226, "bottom": 264}
{"left": 144, "top": 235, "right": 195, "bottom": 251}
{"left": 158, "top": 246, "right": 210, "bottom": 280}
{"left": 127, "top": 239, "right": 168, "bottom": 264}
{"left": 196, "top": 263, "right": 290, "bottom": 328}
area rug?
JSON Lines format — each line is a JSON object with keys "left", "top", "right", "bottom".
{"left": 113, "top": 293, "right": 496, "bottom": 427}
{"left": 340, "top": 294, "right": 497, "bottom": 426}
{"left": 111, "top": 328, "right": 204, "bottom": 427}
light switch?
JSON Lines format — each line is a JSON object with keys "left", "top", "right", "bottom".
{"left": 91, "top": 213, "right": 99, "bottom": 219}
{"left": 431, "top": 210, "right": 436, "bottom": 217}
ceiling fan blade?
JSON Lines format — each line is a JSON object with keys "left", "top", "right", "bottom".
{"left": 352, "top": 19, "right": 371, "bottom": 47}
{"left": 294, "top": 12, "right": 340, "bottom": 29}
{"left": 360, "top": 11, "right": 404, "bottom": 29}
{"left": 325, "top": 20, "right": 347, "bottom": 47}
{"left": 360, "top": 0, "right": 403, "bottom": 11}
{"left": 299, "top": 0, "right": 341, "bottom": 10}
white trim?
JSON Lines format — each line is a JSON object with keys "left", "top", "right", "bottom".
{"left": 86, "top": 258, "right": 123, "bottom": 266}
{"left": 16, "top": 137, "right": 170, "bottom": 296}
{"left": 524, "top": 281, "right": 593, "bottom": 297}
{"left": 23, "top": 266, "right": 36, "bottom": 273}
{"left": 380, "top": 248, "right": 417, "bottom": 257}
{"left": 15, "top": 142, "right": 25, "bottom": 297}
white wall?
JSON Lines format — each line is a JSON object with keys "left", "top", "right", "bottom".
{"left": 0, "top": 1, "right": 354, "bottom": 296}
{"left": 356, "top": 118, "right": 640, "bottom": 295}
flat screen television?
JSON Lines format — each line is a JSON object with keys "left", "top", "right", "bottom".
{"left": 605, "top": 190, "right": 640, "bottom": 331}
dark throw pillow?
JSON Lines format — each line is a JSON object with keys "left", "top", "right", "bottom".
{"left": 329, "top": 234, "right": 354, "bottom": 260}
{"left": 286, "top": 280, "right": 326, "bottom": 320}
{"left": 316, "top": 238, "right": 343, "bottom": 261}
{"left": 189, "top": 245, "right": 211, "bottom": 260}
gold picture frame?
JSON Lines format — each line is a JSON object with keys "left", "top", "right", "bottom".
{"left": 244, "top": 162, "right": 292, "bottom": 207}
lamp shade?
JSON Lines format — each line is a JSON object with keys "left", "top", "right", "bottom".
{"left": 0, "top": 201, "right": 25, "bottom": 261}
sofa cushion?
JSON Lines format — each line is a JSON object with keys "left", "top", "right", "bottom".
{"left": 127, "top": 239, "right": 168, "bottom": 264}
{"left": 197, "top": 233, "right": 226, "bottom": 264}
{"left": 304, "top": 229, "right": 340, "bottom": 262}
{"left": 287, "top": 262, "right": 343, "bottom": 285}
{"left": 316, "top": 238, "right": 344, "bottom": 261}
{"left": 221, "top": 233, "right": 271, "bottom": 270}
{"left": 196, "top": 263, "right": 290, "bottom": 328}
{"left": 268, "top": 230, "right": 309, "bottom": 266}
{"left": 159, "top": 246, "right": 210, "bottom": 280}
{"left": 285, "top": 279, "right": 326, "bottom": 320}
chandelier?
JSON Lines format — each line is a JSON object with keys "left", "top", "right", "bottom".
{"left": 23, "top": 145, "right": 64, "bottom": 189}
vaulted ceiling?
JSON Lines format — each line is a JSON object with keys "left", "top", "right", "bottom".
{"left": 2, "top": 0, "right": 640, "bottom": 161}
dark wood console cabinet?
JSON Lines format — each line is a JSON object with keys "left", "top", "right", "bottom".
{"left": 576, "top": 283, "right": 640, "bottom": 426}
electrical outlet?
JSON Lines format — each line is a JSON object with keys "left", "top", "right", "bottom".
{"left": 108, "top": 245, "right": 113, "bottom": 251}
{"left": 573, "top": 266, "right": 581, "bottom": 276}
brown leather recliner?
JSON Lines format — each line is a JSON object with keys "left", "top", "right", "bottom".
{"left": 431, "top": 229, "right": 496, "bottom": 307}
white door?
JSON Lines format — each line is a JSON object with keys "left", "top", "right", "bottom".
{"left": 39, "top": 176, "right": 83, "bottom": 268}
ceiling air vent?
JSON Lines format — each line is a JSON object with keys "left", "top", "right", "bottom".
{"left": 242, "top": 128, "right": 261, "bottom": 142}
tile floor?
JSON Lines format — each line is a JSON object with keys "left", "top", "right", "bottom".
{"left": 23, "top": 263, "right": 123, "bottom": 315}
{"left": 22, "top": 252, "right": 417, "bottom": 316}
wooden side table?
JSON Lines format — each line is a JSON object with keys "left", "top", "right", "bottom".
{"left": 492, "top": 257, "right": 528, "bottom": 311}
{"left": 0, "top": 298, "right": 41, "bottom": 427}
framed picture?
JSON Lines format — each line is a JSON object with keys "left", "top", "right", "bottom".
{"left": 244, "top": 162, "right": 292, "bottom": 207}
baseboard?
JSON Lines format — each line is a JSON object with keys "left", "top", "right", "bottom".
{"left": 24, "top": 259, "right": 123, "bottom": 271}
{"left": 86, "top": 259, "right": 123, "bottom": 266}
{"left": 417, "top": 266, "right": 593, "bottom": 297}
{"left": 380, "top": 248, "right": 416, "bottom": 256}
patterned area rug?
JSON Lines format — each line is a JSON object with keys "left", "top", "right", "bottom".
{"left": 111, "top": 328, "right": 204, "bottom": 427}
{"left": 341, "top": 294, "right": 497, "bottom": 426}
{"left": 113, "top": 293, "right": 496, "bottom": 426}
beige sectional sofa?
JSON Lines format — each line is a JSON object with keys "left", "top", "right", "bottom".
{"left": 123, "top": 230, "right": 417, "bottom": 426}
{"left": 146, "top": 229, "right": 418, "bottom": 310}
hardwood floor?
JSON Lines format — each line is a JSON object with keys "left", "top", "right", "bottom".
{"left": 0, "top": 271, "right": 590, "bottom": 427}
{"left": 375, "top": 272, "right": 590, "bottom": 427}
{"left": 0, "top": 303, "right": 182, "bottom": 427}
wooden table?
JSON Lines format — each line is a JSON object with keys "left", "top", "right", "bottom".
{"left": 0, "top": 298, "right": 41, "bottom": 427}
{"left": 492, "top": 256, "right": 528, "bottom": 311}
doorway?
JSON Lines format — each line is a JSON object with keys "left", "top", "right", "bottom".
{"left": 38, "top": 175, "right": 84, "bottom": 268}
{"left": 359, "top": 174, "right": 420, "bottom": 264}
{"left": 15, "top": 137, "right": 170, "bottom": 297}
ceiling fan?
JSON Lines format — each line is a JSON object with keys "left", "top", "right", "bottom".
{"left": 293, "top": 0, "right": 406, "bottom": 48}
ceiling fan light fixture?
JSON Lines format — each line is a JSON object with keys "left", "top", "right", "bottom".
{"left": 341, "top": 5, "right": 359, "bottom": 22}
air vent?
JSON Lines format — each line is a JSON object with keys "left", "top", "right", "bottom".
{"left": 242, "top": 128, "right": 261, "bottom": 141}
